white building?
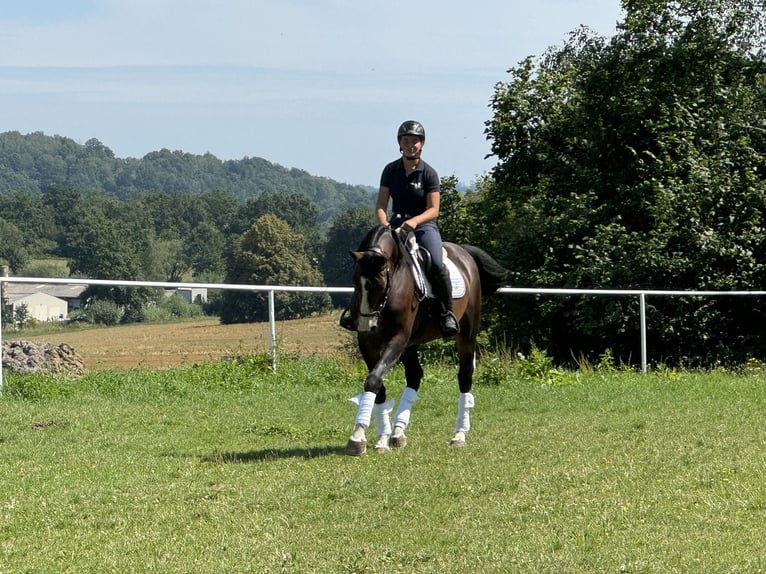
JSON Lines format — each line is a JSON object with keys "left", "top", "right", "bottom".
{"left": 12, "top": 292, "right": 68, "bottom": 322}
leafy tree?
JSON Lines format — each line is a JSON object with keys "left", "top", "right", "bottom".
{"left": 13, "top": 303, "right": 30, "bottom": 329}
{"left": 220, "top": 214, "right": 331, "bottom": 323}
{"left": 66, "top": 199, "right": 149, "bottom": 280}
{"left": 482, "top": 0, "right": 766, "bottom": 366}
{"left": 148, "top": 238, "right": 191, "bottom": 282}
{"left": 321, "top": 207, "right": 375, "bottom": 286}
{"left": 0, "top": 192, "right": 56, "bottom": 255}
{"left": 185, "top": 221, "right": 226, "bottom": 280}
{"left": 233, "top": 192, "right": 320, "bottom": 236}
{"left": 0, "top": 219, "right": 29, "bottom": 272}
{"left": 321, "top": 206, "right": 375, "bottom": 307}
{"left": 197, "top": 189, "right": 239, "bottom": 233}
{"left": 66, "top": 199, "right": 154, "bottom": 322}
{"left": 42, "top": 185, "right": 86, "bottom": 256}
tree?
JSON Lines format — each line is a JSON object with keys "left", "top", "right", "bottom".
{"left": 14, "top": 303, "right": 30, "bottom": 329}
{"left": 42, "top": 185, "right": 86, "bottom": 256}
{"left": 66, "top": 198, "right": 154, "bottom": 322}
{"left": 220, "top": 214, "right": 331, "bottom": 323}
{"left": 0, "top": 192, "right": 56, "bottom": 255}
{"left": 148, "top": 238, "right": 191, "bottom": 282}
{"left": 233, "top": 192, "right": 321, "bottom": 236}
{"left": 482, "top": 0, "right": 766, "bottom": 366}
{"left": 321, "top": 207, "right": 375, "bottom": 307}
{"left": 66, "top": 200, "right": 149, "bottom": 280}
{"left": 0, "top": 219, "right": 29, "bottom": 272}
{"left": 185, "top": 221, "right": 226, "bottom": 280}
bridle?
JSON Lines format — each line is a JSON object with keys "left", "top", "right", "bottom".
{"left": 357, "top": 247, "right": 392, "bottom": 322}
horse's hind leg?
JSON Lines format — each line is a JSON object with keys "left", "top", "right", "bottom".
{"left": 372, "top": 390, "right": 395, "bottom": 453}
{"left": 391, "top": 347, "right": 423, "bottom": 448}
{"left": 451, "top": 339, "right": 477, "bottom": 447}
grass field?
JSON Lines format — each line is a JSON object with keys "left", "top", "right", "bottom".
{"left": 2, "top": 353, "right": 766, "bottom": 573}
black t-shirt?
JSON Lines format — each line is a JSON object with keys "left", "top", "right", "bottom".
{"left": 380, "top": 158, "right": 440, "bottom": 217}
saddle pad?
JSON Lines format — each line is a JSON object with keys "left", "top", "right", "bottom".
{"left": 420, "top": 257, "right": 466, "bottom": 299}
{"left": 412, "top": 249, "right": 466, "bottom": 300}
{"left": 445, "top": 257, "right": 466, "bottom": 299}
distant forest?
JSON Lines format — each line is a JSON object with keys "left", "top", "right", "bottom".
{"left": 0, "top": 131, "right": 374, "bottom": 229}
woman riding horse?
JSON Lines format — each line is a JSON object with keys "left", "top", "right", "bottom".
{"left": 340, "top": 120, "right": 459, "bottom": 336}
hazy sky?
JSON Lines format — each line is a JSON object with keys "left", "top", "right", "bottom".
{"left": 0, "top": 0, "right": 624, "bottom": 187}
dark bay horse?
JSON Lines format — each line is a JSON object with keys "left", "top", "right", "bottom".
{"left": 345, "top": 224, "right": 510, "bottom": 456}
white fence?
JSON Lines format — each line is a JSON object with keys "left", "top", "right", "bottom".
{"left": 2, "top": 275, "right": 766, "bottom": 391}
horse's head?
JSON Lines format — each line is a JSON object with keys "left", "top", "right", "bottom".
{"left": 350, "top": 225, "right": 401, "bottom": 271}
{"left": 349, "top": 225, "right": 403, "bottom": 331}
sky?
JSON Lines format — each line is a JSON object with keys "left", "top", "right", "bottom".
{"left": 0, "top": 0, "right": 624, "bottom": 188}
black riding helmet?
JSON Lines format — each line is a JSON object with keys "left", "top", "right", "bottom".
{"left": 397, "top": 120, "right": 426, "bottom": 142}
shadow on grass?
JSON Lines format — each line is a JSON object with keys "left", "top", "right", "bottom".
{"left": 200, "top": 444, "right": 347, "bottom": 463}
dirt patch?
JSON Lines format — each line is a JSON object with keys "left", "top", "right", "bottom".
{"left": 9, "top": 313, "right": 357, "bottom": 371}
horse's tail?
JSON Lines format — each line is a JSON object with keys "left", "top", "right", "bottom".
{"left": 460, "top": 244, "right": 511, "bottom": 296}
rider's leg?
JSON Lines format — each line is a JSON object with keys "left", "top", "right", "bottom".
{"left": 339, "top": 290, "right": 359, "bottom": 331}
{"left": 417, "top": 225, "right": 459, "bottom": 337}
{"left": 429, "top": 263, "right": 459, "bottom": 336}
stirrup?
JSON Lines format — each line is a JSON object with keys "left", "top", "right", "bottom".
{"left": 339, "top": 308, "right": 357, "bottom": 331}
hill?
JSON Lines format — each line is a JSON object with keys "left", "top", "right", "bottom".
{"left": 0, "top": 130, "right": 374, "bottom": 226}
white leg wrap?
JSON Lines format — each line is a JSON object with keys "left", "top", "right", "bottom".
{"left": 455, "top": 392, "right": 475, "bottom": 434}
{"left": 394, "top": 387, "right": 419, "bottom": 429}
{"left": 354, "top": 392, "right": 377, "bottom": 428}
{"left": 373, "top": 399, "right": 395, "bottom": 437}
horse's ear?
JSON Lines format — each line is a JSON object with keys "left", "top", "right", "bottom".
{"left": 350, "top": 250, "right": 364, "bottom": 262}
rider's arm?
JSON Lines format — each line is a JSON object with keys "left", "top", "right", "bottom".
{"left": 376, "top": 186, "right": 390, "bottom": 226}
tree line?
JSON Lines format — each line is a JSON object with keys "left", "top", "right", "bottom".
{"left": 446, "top": 0, "right": 766, "bottom": 367}
{"left": 0, "top": 131, "right": 374, "bottom": 227}
{"left": 0, "top": 182, "right": 384, "bottom": 324}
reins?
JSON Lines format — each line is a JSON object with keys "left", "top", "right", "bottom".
{"left": 355, "top": 226, "right": 423, "bottom": 325}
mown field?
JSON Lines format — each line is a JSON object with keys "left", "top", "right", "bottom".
{"left": 2, "top": 339, "right": 766, "bottom": 572}
{"left": 6, "top": 313, "right": 355, "bottom": 370}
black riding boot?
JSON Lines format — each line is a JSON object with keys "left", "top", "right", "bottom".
{"left": 339, "top": 292, "right": 359, "bottom": 331}
{"left": 430, "top": 264, "right": 460, "bottom": 337}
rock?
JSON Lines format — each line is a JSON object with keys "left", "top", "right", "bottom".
{"left": 2, "top": 340, "right": 86, "bottom": 375}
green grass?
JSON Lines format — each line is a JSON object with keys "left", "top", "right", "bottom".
{"left": 2, "top": 357, "right": 766, "bottom": 573}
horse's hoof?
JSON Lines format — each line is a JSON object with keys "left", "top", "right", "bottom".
{"left": 374, "top": 435, "right": 390, "bottom": 453}
{"left": 450, "top": 432, "right": 467, "bottom": 447}
{"left": 390, "top": 433, "right": 408, "bottom": 449}
{"left": 345, "top": 438, "right": 367, "bottom": 456}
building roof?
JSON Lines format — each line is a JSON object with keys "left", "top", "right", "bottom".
{"left": 2, "top": 283, "right": 87, "bottom": 303}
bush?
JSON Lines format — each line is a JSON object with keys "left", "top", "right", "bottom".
{"left": 87, "top": 299, "right": 122, "bottom": 326}
{"left": 161, "top": 294, "right": 204, "bottom": 319}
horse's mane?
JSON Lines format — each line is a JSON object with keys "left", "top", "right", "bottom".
{"left": 357, "top": 224, "right": 393, "bottom": 251}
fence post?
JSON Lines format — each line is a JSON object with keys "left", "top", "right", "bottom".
{"left": 640, "top": 293, "right": 647, "bottom": 374}
{"left": 268, "top": 290, "right": 277, "bottom": 372}
{"left": 0, "top": 265, "right": 7, "bottom": 392}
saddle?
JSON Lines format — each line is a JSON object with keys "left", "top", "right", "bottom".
{"left": 402, "top": 234, "right": 466, "bottom": 300}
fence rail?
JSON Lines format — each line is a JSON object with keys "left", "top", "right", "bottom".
{"left": 3, "top": 275, "right": 766, "bottom": 391}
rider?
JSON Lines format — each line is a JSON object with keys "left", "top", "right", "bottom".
{"left": 340, "top": 120, "right": 459, "bottom": 337}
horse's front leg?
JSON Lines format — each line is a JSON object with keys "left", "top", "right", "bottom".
{"left": 346, "top": 333, "right": 409, "bottom": 456}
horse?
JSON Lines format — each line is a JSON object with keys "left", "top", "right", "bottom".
{"left": 344, "top": 224, "right": 510, "bottom": 456}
